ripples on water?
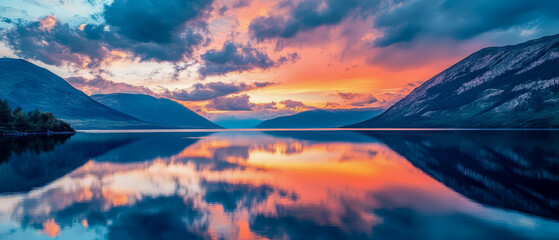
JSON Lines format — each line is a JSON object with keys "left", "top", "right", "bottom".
{"left": 0, "top": 130, "right": 558, "bottom": 239}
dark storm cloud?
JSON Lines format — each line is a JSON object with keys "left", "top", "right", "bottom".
{"left": 206, "top": 94, "right": 255, "bottom": 111}
{"left": 103, "top": 0, "right": 212, "bottom": 44}
{"left": 161, "top": 81, "right": 274, "bottom": 101}
{"left": 249, "top": 0, "right": 377, "bottom": 41}
{"left": 1, "top": 17, "right": 116, "bottom": 68}
{"left": 372, "top": 0, "right": 559, "bottom": 47}
{"left": 2, "top": 18, "right": 206, "bottom": 67}
{"left": 124, "top": 27, "right": 208, "bottom": 62}
{"left": 249, "top": 0, "right": 559, "bottom": 47}
{"left": 1, "top": 0, "right": 214, "bottom": 68}
{"left": 199, "top": 41, "right": 281, "bottom": 77}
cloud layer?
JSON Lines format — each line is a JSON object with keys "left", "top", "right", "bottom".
{"left": 206, "top": 94, "right": 255, "bottom": 111}
{"left": 3, "top": 0, "right": 559, "bottom": 73}
{"left": 372, "top": 0, "right": 559, "bottom": 47}
{"left": 66, "top": 76, "right": 155, "bottom": 95}
{"left": 161, "top": 81, "right": 274, "bottom": 101}
{"left": 67, "top": 76, "right": 273, "bottom": 103}
{"left": 103, "top": 0, "right": 212, "bottom": 44}
{"left": 2, "top": 0, "right": 214, "bottom": 68}
{"left": 248, "top": 0, "right": 559, "bottom": 48}
{"left": 337, "top": 92, "right": 378, "bottom": 106}
{"left": 249, "top": 0, "right": 375, "bottom": 42}
{"left": 199, "top": 41, "right": 298, "bottom": 77}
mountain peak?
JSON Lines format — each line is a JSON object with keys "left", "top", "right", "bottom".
{"left": 0, "top": 58, "right": 33, "bottom": 64}
{"left": 0, "top": 58, "right": 154, "bottom": 129}
{"left": 351, "top": 33, "right": 559, "bottom": 128}
{"left": 91, "top": 93, "right": 222, "bottom": 129}
{"left": 257, "top": 108, "right": 384, "bottom": 129}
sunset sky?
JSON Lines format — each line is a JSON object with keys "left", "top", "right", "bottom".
{"left": 1, "top": 0, "right": 559, "bottom": 122}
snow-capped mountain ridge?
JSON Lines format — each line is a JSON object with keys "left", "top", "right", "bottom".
{"left": 351, "top": 33, "right": 559, "bottom": 128}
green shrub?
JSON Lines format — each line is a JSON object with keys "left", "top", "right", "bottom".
{"left": 0, "top": 99, "right": 74, "bottom": 133}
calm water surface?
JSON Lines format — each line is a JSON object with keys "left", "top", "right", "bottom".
{"left": 0, "top": 130, "right": 558, "bottom": 239}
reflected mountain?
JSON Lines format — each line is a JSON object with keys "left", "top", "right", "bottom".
{"left": 1, "top": 131, "right": 559, "bottom": 239}
{"left": 93, "top": 132, "right": 212, "bottom": 162}
{"left": 0, "top": 132, "right": 211, "bottom": 193}
{"left": 362, "top": 130, "right": 559, "bottom": 220}
{"left": 263, "top": 130, "right": 380, "bottom": 143}
{"left": 0, "top": 133, "right": 139, "bottom": 193}
{"left": 0, "top": 134, "right": 72, "bottom": 163}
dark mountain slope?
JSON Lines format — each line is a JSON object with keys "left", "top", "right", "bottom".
{"left": 0, "top": 58, "right": 153, "bottom": 129}
{"left": 256, "top": 108, "right": 384, "bottom": 128}
{"left": 92, "top": 93, "right": 221, "bottom": 129}
{"left": 351, "top": 34, "right": 559, "bottom": 128}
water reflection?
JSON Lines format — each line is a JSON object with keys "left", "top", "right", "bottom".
{"left": 0, "top": 134, "right": 72, "bottom": 163}
{"left": 363, "top": 130, "right": 559, "bottom": 220}
{"left": 0, "top": 130, "right": 558, "bottom": 239}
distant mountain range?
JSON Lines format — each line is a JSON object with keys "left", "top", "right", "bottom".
{"left": 256, "top": 108, "right": 384, "bottom": 128}
{"left": 5, "top": 32, "right": 559, "bottom": 130}
{"left": 351, "top": 33, "right": 559, "bottom": 128}
{"left": 92, "top": 93, "right": 221, "bottom": 129}
{"left": 212, "top": 115, "right": 263, "bottom": 129}
{"left": 0, "top": 58, "right": 154, "bottom": 129}
{"left": 0, "top": 58, "right": 220, "bottom": 129}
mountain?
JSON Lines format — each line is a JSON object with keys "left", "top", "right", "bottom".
{"left": 212, "top": 115, "right": 262, "bottom": 129}
{"left": 256, "top": 108, "right": 384, "bottom": 128}
{"left": 91, "top": 93, "right": 221, "bottom": 129}
{"left": 350, "top": 34, "right": 559, "bottom": 128}
{"left": 0, "top": 58, "right": 153, "bottom": 129}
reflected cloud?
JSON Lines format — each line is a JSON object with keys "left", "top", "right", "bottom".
{"left": 106, "top": 197, "right": 209, "bottom": 240}
{"left": 0, "top": 131, "right": 558, "bottom": 239}
{"left": 41, "top": 219, "right": 61, "bottom": 238}
{"left": 203, "top": 182, "right": 275, "bottom": 212}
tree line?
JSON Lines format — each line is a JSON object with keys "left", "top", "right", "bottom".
{"left": 0, "top": 99, "right": 74, "bottom": 133}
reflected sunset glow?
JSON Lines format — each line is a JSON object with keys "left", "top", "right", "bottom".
{"left": 1, "top": 131, "right": 558, "bottom": 239}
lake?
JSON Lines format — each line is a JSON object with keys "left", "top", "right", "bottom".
{"left": 0, "top": 130, "right": 558, "bottom": 239}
